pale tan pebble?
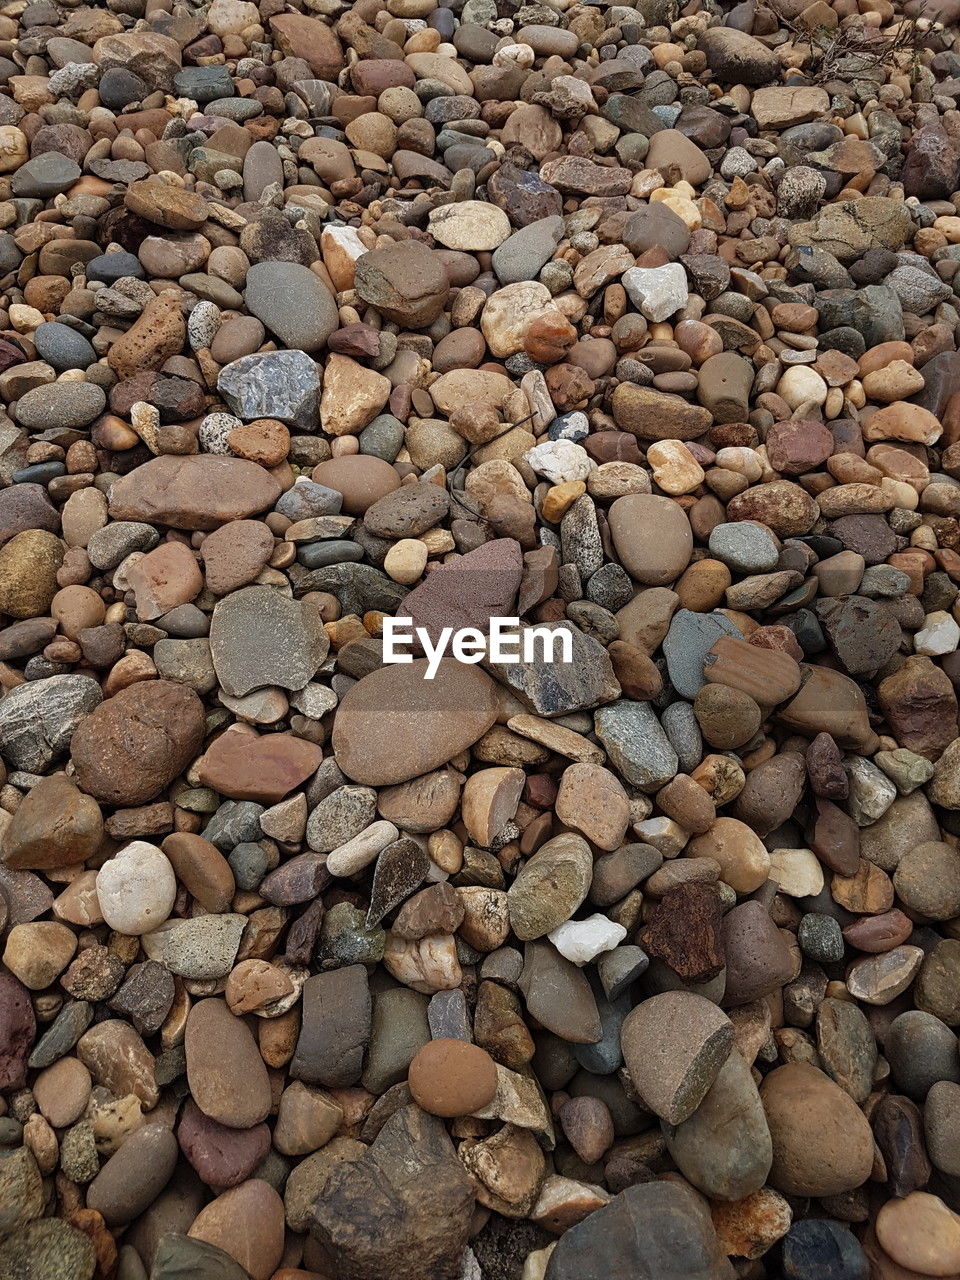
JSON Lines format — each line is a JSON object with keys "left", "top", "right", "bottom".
{"left": 428, "top": 829, "right": 463, "bottom": 874}
{"left": 382, "top": 931, "right": 462, "bottom": 992}
{"left": 326, "top": 820, "right": 399, "bottom": 876}
{"left": 23, "top": 1113, "right": 58, "bottom": 1175}
{"left": 767, "top": 847, "right": 824, "bottom": 898}
{"left": 647, "top": 440, "right": 705, "bottom": 495}
{"left": 384, "top": 538, "right": 428, "bottom": 584}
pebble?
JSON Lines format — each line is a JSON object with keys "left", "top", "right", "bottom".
{"left": 95, "top": 842, "right": 177, "bottom": 936}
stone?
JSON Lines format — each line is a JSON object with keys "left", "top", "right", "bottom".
{"left": 621, "top": 991, "right": 733, "bottom": 1124}
{"left": 218, "top": 350, "right": 320, "bottom": 429}
{"left": 0, "top": 529, "right": 63, "bottom": 618}
{"left": 608, "top": 494, "right": 692, "bottom": 584}
{"left": 508, "top": 833, "right": 593, "bottom": 940}
{"left": 244, "top": 260, "right": 338, "bottom": 353}
{"left": 71, "top": 680, "right": 205, "bottom": 805}
{"left": 209, "top": 585, "right": 329, "bottom": 697}
{"left": 292, "top": 966, "right": 371, "bottom": 1088}
{"left": 355, "top": 241, "right": 449, "bottom": 328}
{"left": 760, "top": 1063, "right": 875, "bottom": 1196}
{"left": 407, "top": 1039, "right": 499, "bottom": 1116}
{"left": 311, "top": 1106, "right": 474, "bottom": 1280}
{"left": 2, "top": 776, "right": 102, "bottom": 871}
{"left": 188, "top": 1179, "right": 285, "bottom": 1280}
{"left": 109, "top": 455, "right": 282, "bottom": 531}
{"left": 185, "top": 999, "right": 271, "bottom": 1129}
{"left": 332, "top": 659, "right": 499, "bottom": 786}
{"left": 544, "top": 1181, "right": 734, "bottom": 1280}
{"left": 96, "top": 841, "right": 176, "bottom": 935}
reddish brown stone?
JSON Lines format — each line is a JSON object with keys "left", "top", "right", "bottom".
{"left": 640, "top": 882, "right": 725, "bottom": 984}
{"left": 198, "top": 731, "right": 323, "bottom": 804}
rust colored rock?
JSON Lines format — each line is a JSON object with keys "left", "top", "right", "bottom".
{"left": 703, "top": 636, "right": 802, "bottom": 709}
{"left": 806, "top": 732, "right": 849, "bottom": 799}
{"left": 70, "top": 679, "right": 206, "bottom": 806}
{"left": 407, "top": 1039, "right": 498, "bottom": 1117}
{"left": 109, "top": 455, "right": 282, "bottom": 531}
{"left": 1, "top": 775, "right": 102, "bottom": 870}
{"left": 807, "top": 796, "right": 860, "bottom": 877}
{"left": 198, "top": 731, "right": 323, "bottom": 804}
{"left": 639, "top": 882, "right": 725, "bottom": 984}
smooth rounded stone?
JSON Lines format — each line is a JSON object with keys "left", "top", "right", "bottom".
{"left": 185, "top": 999, "right": 271, "bottom": 1129}
{"left": 312, "top": 456, "right": 402, "bottom": 515}
{"left": 31, "top": 323, "right": 96, "bottom": 372}
{"left": 893, "top": 841, "right": 960, "bottom": 920}
{"left": 507, "top": 832, "right": 594, "bottom": 940}
{"left": 876, "top": 1192, "right": 960, "bottom": 1276}
{"left": 886, "top": 1010, "right": 960, "bottom": 1100}
{"left": 544, "top": 1180, "right": 734, "bottom": 1280}
{"left": 760, "top": 1063, "right": 875, "bottom": 1196}
{"left": 243, "top": 261, "right": 338, "bottom": 353}
{"left": 187, "top": 1179, "right": 285, "bottom": 1280}
{"left": 608, "top": 494, "right": 693, "bottom": 585}
{"left": 925, "top": 1080, "right": 960, "bottom": 1175}
{"left": 2, "top": 775, "right": 102, "bottom": 872}
{"left": 0, "top": 529, "right": 63, "bottom": 619}
{"left": 492, "top": 215, "right": 564, "bottom": 284}
{"left": 3, "top": 920, "right": 76, "bottom": 989}
{"left": 96, "top": 842, "right": 176, "bottom": 936}
{"left": 209, "top": 584, "right": 329, "bottom": 698}
{"left": 332, "top": 659, "right": 499, "bottom": 786}
{"left": 71, "top": 679, "right": 206, "bottom": 805}
{"left": 519, "top": 941, "right": 603, "bottom": 1045}
{"left": 87, "top": 1124, "right": 178, "bottom": 1226}
{"left": 620, "top": 991, "right": 733, "bottom": 1124}
{"left": 0, "top": 1219, "right": 96, "bottom": 1280}
{"left": 664, "top": 1047, "right": 772, "bottom": 1201}
{"left": 109, "top": 454, "right": 282, "bottom": 532}
{"left": 782, "top": 1219, "right": 869, "bottom": 1280}
{"left": 407, "top": 1039, "right": 498, "bottom": 1117}
{"left": 15, "top": 380, "right": 104, "bottom": 430}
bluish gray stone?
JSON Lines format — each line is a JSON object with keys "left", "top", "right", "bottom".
{"left": 243, "top": 261, "right": 338, "bottom": 354}
{"left": 0, "top": 675, "right": 101, "bottom": 772}
{"left": 708, "top": 522, "right": 779, "bottom": 573}
{"left": 218, "top": 350, "right": 320, "bottom": 429}
{"left": 662, "top": 610, "right": 740, "bottom": 699}
{"left": 32, "top": 323, "right": 97, "bottom": 372}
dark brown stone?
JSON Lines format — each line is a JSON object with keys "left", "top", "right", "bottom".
{"left": 639, "top": 882, "right": 725, "bottom": 984}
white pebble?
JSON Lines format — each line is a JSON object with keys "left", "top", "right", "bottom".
{"left": 549, "top": 913, "right": 627, "bottom": 965}
{"left": 524, "top": 440, "right": 594, "bottom": 484}
{"left": 622, "top": 263, "right": 689, "bottom": 323}
{"left": 915, "top": 610, "right": 960, "bottom": 657}
{"left": 327, "top": 820, "right": 399, "bottom": 877}
{"left": 95, "top": 841, "right": 177, "bottom": 935}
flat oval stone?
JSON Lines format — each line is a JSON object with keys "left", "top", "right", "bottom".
{"left": 244, "top": 260, "right": 338, "bottom": 353}
{"left": 608, "top": 494, "right": 693, "bottom": 585}
{"left": 185, "top": 998, "right": 272, "bottom": 1129}
{"left": 108, "top": 455, "right": 282, "bottom": 532}
{"left": 332, "top": 658, "right": 499, "bottom": 786}
{"left": 86, "top": 1123, "right": 178, "bottom": 1225}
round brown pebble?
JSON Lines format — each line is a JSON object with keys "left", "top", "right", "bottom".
{"left": 407, "top": 1038, "right": 498, "bottom": 1117}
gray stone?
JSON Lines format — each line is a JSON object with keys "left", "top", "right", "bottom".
{"left": 32, "top": 323, "right": 97, "bottom": 372}
{"left": 14, "top": 382, "right": 105, "bottom": 430}
{"left": 11, "top": 153, "right": 81, "bottom": 197}
{"left": 87, "top": 521, "right": 159, "bottom": 571}
{"left": 0, "top": 1218, "right": 96, "bottom": 1280}
{"left": 295, "top": 563, "right": 408, "bottom": 616}
{"left": 162, "top": 914, "right": 246, "bottom": 980}
{"left": 492, "top": 215, "right": 565, "bottom": 284}
{"left": 708, "top": 522, "right": 779, "bottom": 573}
{"left": 306, "top": 785, "right": 377, "bottom": 853}
{"left": 484, "top": 622, "right": 620, "bottom": 716}
{"left": 209, "top": 584, "right": 329, "bottom": 697}
{"left": 243, "top": 261, "right": 339, "bottom": 353}
{"left": 662, "top": 610, "right": 740, "bottom": 699}
{"left": 218, "top": 350, "right": 320, "bottom": 429}
{"left": 594, "top": 700, "right": 678, "bottom": 791}
{"left": 0, "top": 674, "right": 102, "bottom": 772}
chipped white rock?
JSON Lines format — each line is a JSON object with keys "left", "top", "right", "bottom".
{"left": 622, "top": 263, "right": 688, "bottom": 323}
{"left": 549, "top": 913, "right": 627, "bottom": 964}
{"left": 524, "top": 440, "right": 595, "bottom": 484}
{"left": 289, "top": 682, "right": 338, "bottom": 718}
{"left": 915, "top": 609, "right": 960, "bottom": 657}
{"left": 95, "top": 841, "right": 177, "bottom": 935}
